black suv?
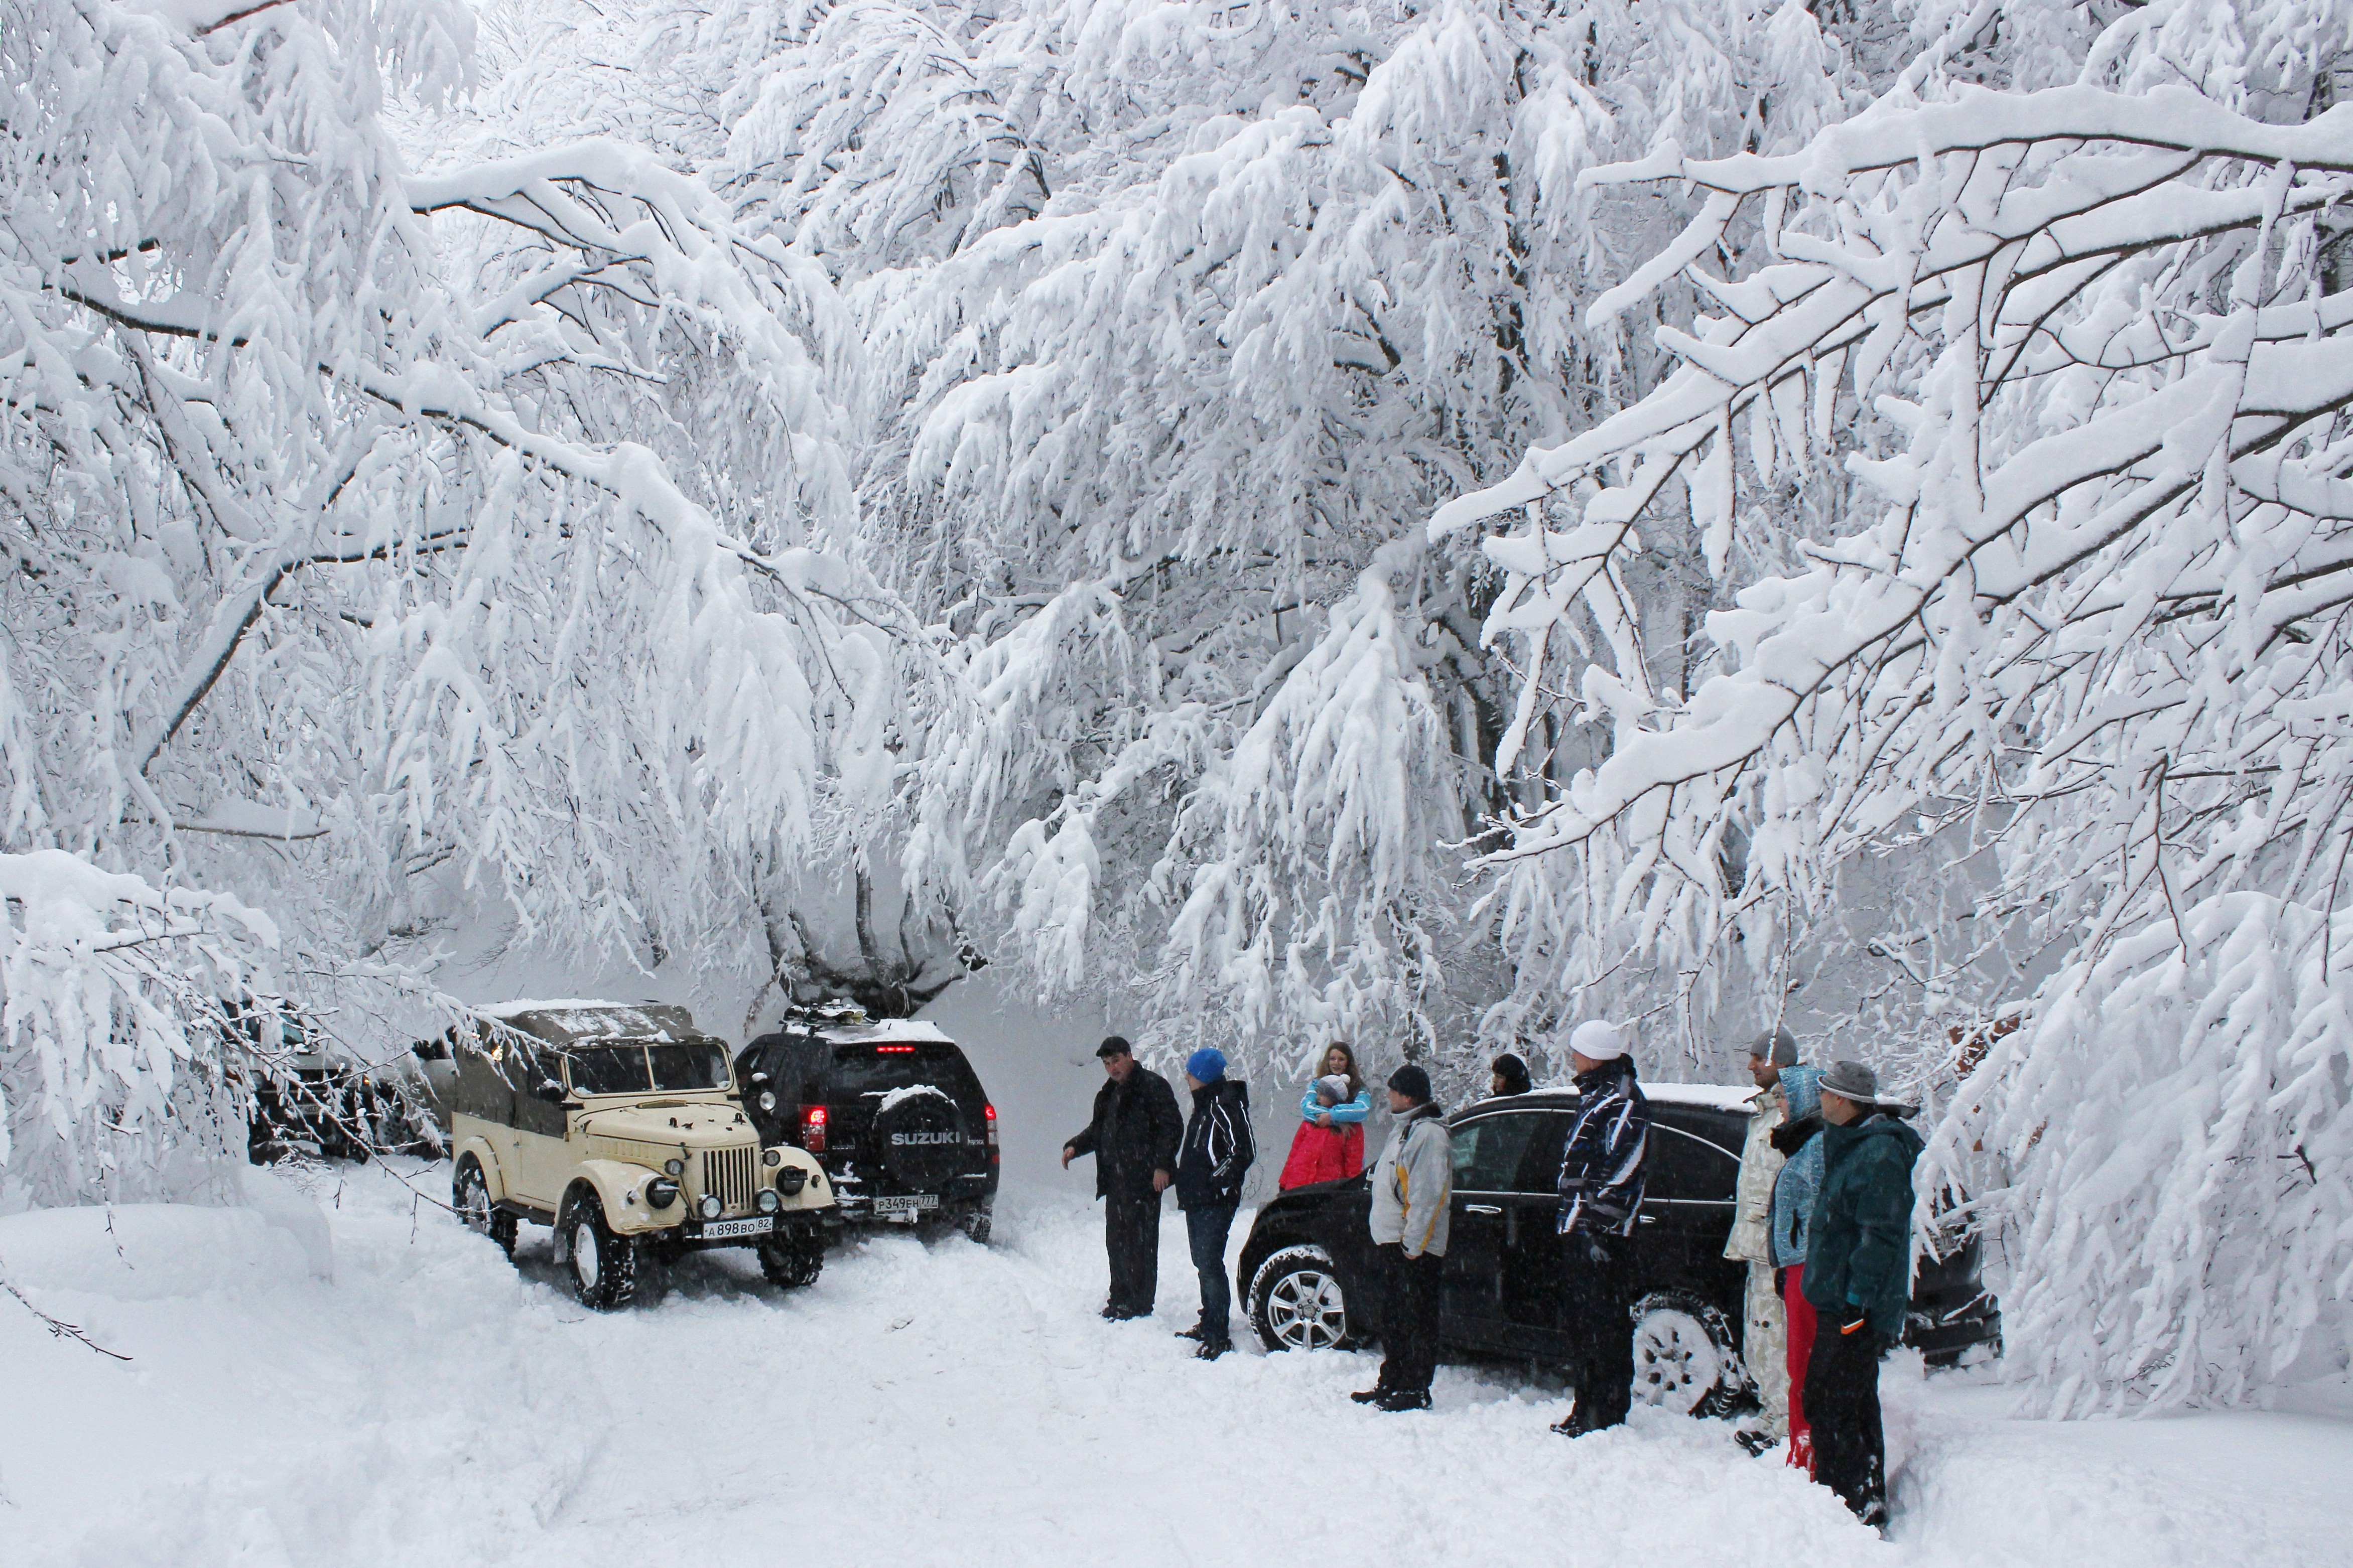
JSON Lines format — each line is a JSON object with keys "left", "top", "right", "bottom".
{"left": 1237, "top": 1085, "right": 2000, "bottom": 1413}
{"left": 735, "top": 1007, "right": 999, "bottom": 1242}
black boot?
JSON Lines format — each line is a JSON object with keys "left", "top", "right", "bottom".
{"left": 1349, "top": 1385, "right": 1391, "bottom": 1404}
{"left": 1374, "top": 1388, "right": 1432, "bottom": 1412}
{"left": 1174, "top": 1324, "right": 1206, "bottom": 1342}
{"left": 1196, "top": 1337, "right": 1232, "bottom": 1361}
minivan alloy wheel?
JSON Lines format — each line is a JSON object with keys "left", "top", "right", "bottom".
{"left": 1249, "top": 1243, "right": 1357, "bottom": 1352}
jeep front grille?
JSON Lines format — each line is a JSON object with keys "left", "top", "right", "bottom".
{"left": 701, "top": 1145, "right": 759, "bottom": 1215}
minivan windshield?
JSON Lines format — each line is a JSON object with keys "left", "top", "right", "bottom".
{"left": 563, "top": 1040, "right": 731, "bottom": 1095}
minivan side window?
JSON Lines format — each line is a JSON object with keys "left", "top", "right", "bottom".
{"left": 1645, "top": 1117, "right": 1741, "bottom": 1203}
{"left": 1450, "top": 1113, "right": 1542, "bottom": 1192}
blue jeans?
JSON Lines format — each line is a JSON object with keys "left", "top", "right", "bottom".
{"left": 1185, "top": 1203, "right": 1238, "bottom": 1338}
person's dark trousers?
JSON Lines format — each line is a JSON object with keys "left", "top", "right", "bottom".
{"left": 1185, "top": 1203, "right": 1238, "bottom": 1338}
{"left": 1804, "top": 1318, "right": 1889, "bottom": 1525}
{"left": 1375, "top": 1242, "right": 1444, "bottom": 1394}
{"left": 1104, "top": 1186, "right": 1162, "bottom": 1314}
{"left": 1560, "top": 1233, "right": 1636, "bottom": 1429}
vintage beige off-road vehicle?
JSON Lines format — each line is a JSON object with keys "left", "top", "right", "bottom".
{"left": 445, "top": 1001, "right": 835, "bottom": 1308}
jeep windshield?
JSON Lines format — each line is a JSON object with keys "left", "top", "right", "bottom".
{"left": 562, "top": 1040, "right": 730, "bottom": 1095}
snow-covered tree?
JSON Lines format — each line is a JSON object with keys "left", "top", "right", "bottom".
{"left": 0, "top": 0, "right": 909, "bottom": 1202}
{"left": 1436, "top": 0, "right": 2353, "bottom": 1408}
{"left": 605, "top": 0, "right": 1874, "bottom": 1067}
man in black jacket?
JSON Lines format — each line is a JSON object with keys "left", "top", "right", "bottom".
{"left": 1551, "top": 1019, "right": 1651, "bottom": 1436}
{"left": 1173, "top": 1047, "right": 1255, "bottom": 1358}
{"left": 1064, "top": 1037, "right": 1183, "bottom": 1319}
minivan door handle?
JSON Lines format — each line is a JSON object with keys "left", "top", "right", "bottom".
{"left": 1463, "top": 1203, "right": 1503, "bottom": 1215}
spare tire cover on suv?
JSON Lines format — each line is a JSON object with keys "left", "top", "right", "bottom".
{"left": 871, "top": 1085, "right": 966, "bottom": 1188}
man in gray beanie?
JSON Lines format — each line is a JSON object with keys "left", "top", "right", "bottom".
{"left": 1725, "top": 1027, "right": 1798, "bottom": 1453}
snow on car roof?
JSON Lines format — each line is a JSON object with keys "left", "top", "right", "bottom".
{"left": 477, "top": 998, "right": 633, "bottom": 1018}
{"left": 1644, "top": 1082, "right": 1764, "bottom": 1111}
{"left": 816, "top": 1018, "right": 955, "bottom": 1046}
{"left": 1482, "top": 1081, "right": 1759, "bottom": 1112}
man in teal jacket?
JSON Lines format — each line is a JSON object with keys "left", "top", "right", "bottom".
{"left": 1801, "top": 1060, "right": 1921, "bottom": 1529}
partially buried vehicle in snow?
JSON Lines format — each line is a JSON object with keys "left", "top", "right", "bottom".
{"left": 445, "top": 1001, "right": 836, "bottom": 1308}
{"left": 734, "top": 1005, "right": 999, "bottom": 1242}
{"left": 1238, "top": 1083, "right": 2000, "bottom": 1414}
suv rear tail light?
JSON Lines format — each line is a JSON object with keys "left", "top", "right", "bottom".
{"left": 800, "top": 1104, "right": 828, "bottom": 1154}
{"left": 985, "top": 1102, "right": 999, "bottom": 1162}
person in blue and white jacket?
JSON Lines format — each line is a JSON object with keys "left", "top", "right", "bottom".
{"left": 1550, "top": 1019, "right": 1651, "bottom": 1436}
{"left": 1174, "top": 1048, "right": 1255, "bottom": 1359}
{"left": 1278, "top": 1042, "right": 1373, "bottom": 1189}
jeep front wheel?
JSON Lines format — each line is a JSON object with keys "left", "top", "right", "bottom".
{"left": 454, "top": 1156, "right": 516, "bottom": 1260}
{"left": 759, "top": 1236, "right": 824, "bottom": 1290}
{"left": 561, "top": 1189, "right": 637, "bottom": 1310}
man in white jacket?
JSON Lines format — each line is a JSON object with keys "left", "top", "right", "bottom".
{"left": 1726, "top": 1027, "right": 1796, "bottom": 1451}
{"left": 1355, "top": 1064, "right": 1451, "bottom": 1412}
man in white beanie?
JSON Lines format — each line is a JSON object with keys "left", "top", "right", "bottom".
{"left": 1549, "top": 1018, "right": 1651, "bottom": 1435}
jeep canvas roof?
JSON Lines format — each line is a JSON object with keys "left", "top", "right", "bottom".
{"left": 475, "top": 1001, "right": 701, "bottom": 1045}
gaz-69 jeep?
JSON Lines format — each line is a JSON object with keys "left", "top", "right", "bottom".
{"left": 445, "top": 1001, "right": 835, "bottom": 1308}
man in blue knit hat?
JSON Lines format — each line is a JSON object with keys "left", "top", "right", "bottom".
{"left": 1174, "top": 1046, "right": 1256, "bottom": 1358}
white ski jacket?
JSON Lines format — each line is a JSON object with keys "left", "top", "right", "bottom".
{"left": 1368, "top": 1103, "right": 1451, "bottom": 1258}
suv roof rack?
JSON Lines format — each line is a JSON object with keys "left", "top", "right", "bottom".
{"left": 778, "top": 999, "right": 871, "bottom": 1027}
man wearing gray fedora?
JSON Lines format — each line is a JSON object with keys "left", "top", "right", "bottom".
{"left": 1801, "top": 1059, "right": 1921, "bottom": 1529}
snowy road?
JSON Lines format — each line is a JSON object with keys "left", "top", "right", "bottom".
{"left": 4, "top": 1162, "right": 2346, "bottom": 1567}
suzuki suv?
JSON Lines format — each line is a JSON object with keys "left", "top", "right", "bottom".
{"left": 735, "top": 1006, "right": 999, "bottom": 1242}
{"left": 446, "top": 1001, "right": 836, "bottom": 1308}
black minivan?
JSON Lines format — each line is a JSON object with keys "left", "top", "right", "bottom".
{"left": 734, "top": 1007, "right": 999, "bottom": 1242}
{"left": 1237, "top": 1084, "right": 2000, "bottom": 1414}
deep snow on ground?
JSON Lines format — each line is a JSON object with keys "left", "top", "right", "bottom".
{"left": 3, "top": 1164, "right": 2347, "bottom": 1568}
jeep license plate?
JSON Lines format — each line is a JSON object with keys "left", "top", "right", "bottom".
{"left": 871, "top": 1195, "right": 939, "bottom": 1214}
{"left": 700, "top": 1216, "right": 774, "bottom": 1239}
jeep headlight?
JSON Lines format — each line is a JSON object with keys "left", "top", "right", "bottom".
{"left": 664, "top": 1158, "right": 684, "bottom": 1176}
{"left": 645, "top": 1177, "right": 680, "bottom": 1209}
{"left": 777, "top": 1166, "right": 808, "bottom": 1197}
{"left": 699, "top": 1192, "right": 724, "bottom": 1220}
{"left": 756, "top": 1189, "right": 780, "bottom": 1214}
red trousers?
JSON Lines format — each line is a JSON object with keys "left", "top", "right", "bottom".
{"left": 1783, "top": 1263, "right": 1816, "bottom": 1472}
